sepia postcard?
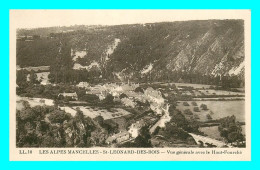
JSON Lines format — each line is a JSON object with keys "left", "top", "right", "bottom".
{"left": 9, "top": 10, "right": 251, "bottom": 161}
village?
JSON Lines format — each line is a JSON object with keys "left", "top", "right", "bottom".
{"left": 16, "top": 64, "right": 245, "bottom": 148}
{"left": 15, "top": 25, "right": 246, "bottom": 148}
{"left": 16, "top": 66, "right": 174, "bottom": 147}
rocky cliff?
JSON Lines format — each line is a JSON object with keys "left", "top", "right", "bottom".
{"left": 17, "top": 20, "right": 245, "bottom": 85}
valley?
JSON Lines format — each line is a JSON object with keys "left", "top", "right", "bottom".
{"left": 16, "top": 20, "right": 246, "bottom": 148}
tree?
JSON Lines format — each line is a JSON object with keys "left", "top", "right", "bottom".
{"left": 206, "top": 114, "right": 212, "bottom": 120}
{"left": 191, "top": 101, "right": 198, "bottom": 106}
{"left": 193, "top": 107, "right": 200, "bottom": 112}
{"left": 48, "top": 110, "right": 71, "bottom": 124}
{"left": 200, "top": 104, "right": 208, "bottom": 110}
{"left": 119, "top": 93, "right": 128, "bottom": 99}
{"left": 17, "top": 70, "right": 29, "bottom": 89}
{"left": 29, "top": 70, "right": 40, "bottom": 84}
{"left": 168, "top": 104, "right": 177, "bottom": 116}
{"left": 103, "top": 94, "right": 114, "bottom": 105}
{"left": 134, "top": 87, "right": 144, "bottom": 93}
{"left": 164, "top": 122, "right": 191, "bottom": 141}
{"left": 74, "top": 108, "right": 85, "bottom": 121}
{"left": 218, "top": 116, "right": 245, "bottom": 145}
{"left": 81, "top": 94, "right": 100, "bottom": 103}
{"left": 134, "top": 126, "right": 152, "bottom": 147}
{"left": 183, "top": 102, "right": 190, "bottom": 106}
{"left": 193, "top": 114, "right": 200, "bottom": 120}
{"left": 171, "top": 112, "right": 189, "bottom": 130}
{"left": 184, "top": 109, "right": 193, "bottom": 115}
{"left": 94, "top": 115, "right": 104, "bottom": 126}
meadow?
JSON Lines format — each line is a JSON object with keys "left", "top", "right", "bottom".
{"left": 176, "top": 100, "right": 245, "bottom": 122}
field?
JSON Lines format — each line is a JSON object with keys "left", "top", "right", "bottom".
{"left": 193, "top": 97, "right": 245, "bottom": 101}
{"left": 148, "top": 82, "right": 213, "bottom": 89}
{"left": 59, "top": 106, "right": 77, "bottom": 116}
{"left": 73, "top": 106, "right": 132, "bottom": 120}
{"left": 172, "top": 82, "right": 213, "bottom": 89}
{"left": 176, "top": 100, "right": 245, "bottom": 122}
{"left": 198, "top": 89, "right": 244, "bottom": 96}
{"left": 199, "top": 125, "right": 245, "bottom": 140}
{"left": 17, "top": 65, "right": 50, "bottom": 72}
{"left": 16, "top": 96, "right": 54, "bottom": 107}
{"left": 16, "top": 101, "right": 24, "bottom": 111}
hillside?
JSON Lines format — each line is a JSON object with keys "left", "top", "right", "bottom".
{"left": 17, "top": 20, "right": 245, "bottom": 86}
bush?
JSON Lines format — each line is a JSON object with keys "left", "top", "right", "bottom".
{"left": 48, "top": 110, "right": 71, "bottom": 124}
{"left": 206, "top": 114, "right": 212, "bottom": 120}
{"left": 134, "top": 87, "right": 144, "bottom": 93}
{"left": 103, "top": 94, "right": 114, "bottom": 105}
{"left": 119, "top": 93, "right": 128, "bottom": 99}
{"left": 184, "top": 109, "right": 193, "bottom": 115}
{"left": 81, "top": 94, "right": 100, "bottom": 103}
{"left": 191, "top": 101, "right": 198, "bottom": 106}
{"left": 152, "top": 126, "right": 161, "bottom": 135}
{"left": 183, "top": 102, "right": 190, "bottom": 106}
{"left": 193, "top": 107, "right": 200, "bottom": 112}
{"left": 200, "top": 104, "right": 208, "bottom": 110}
{"left": 164, "top": 123, "right": 191, "bottom": 140}
{"left": 193, "top": 114, "right": 200, "bottom": 120}
{"left": 209, "top": 86, "right": 215, "bottom": 89}
{"left": 218, "top": 115, "right": 245, "bottom": 144}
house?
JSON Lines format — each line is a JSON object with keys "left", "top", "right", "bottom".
{"left": 144, "top": 87, "right": 164, "bottom": 104}
{"left": 58, "top": 92, "right": 78, "bottom": 100}
{"left": 144, "top": 87, "right": 165, "bottom": 115}
{"left": 128, "top": 121, "right": 143, "bottom": 138}
{"left": 121, "top": 83, "right": 139, "bottom": 91}
{"left": 159, "top": 104, "right": 171, "bottom": 127}
{"left": 88, "top": 85, "right": 106, "bottom": 95}
{"left": 77, "top": 82, "right": 89, "bottom": 88}
{"left": 106, "top": 131, "right": 130, "bottom": 144}
{"left": 121, "top": 97, "right": 136, "bottom": 108}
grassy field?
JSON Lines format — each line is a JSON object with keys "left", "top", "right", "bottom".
{"left": 73, "top": 106, "right": 132, "bottom": 120}
{"left": 198, "top": 89, "right": 244, "bottom": 96}
{"left": 16, "top": 101, "right": 24, "bottom": 111}
{"left": 16, "top": 96, "right": 54, "bottom": 107}
{"left": 176, "top": 100, "right": 245, "bottom": 122}
{"left": 199, "top": 125, "right": 245, "bottom": 140}
{"left": 174, "top": 83, "right": 213, "bottom": 89}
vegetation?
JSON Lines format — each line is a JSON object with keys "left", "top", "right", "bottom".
{"left": 193, "top": 114, "right": 200, "bottom": 120}
{"left": 17, "top": 38, "right": 60, "bottom": 67}
{"left": 192, "top": 101, "right": 198, "bottom": 106}
{"left": 134, "top": 126, "right": 152, "bottom": 148}
{"left": 16, "top": 102, "right": 108, "bottom": 147}
{"left": 183, "top": 102, "right": 190, "bottom": 106}
{"left": 119, "top": 93, "right": 128, "bottom": 99}
{"left": 184, "top": 109, "right": 193, "bottom": 115}
{"left": 168, "top": 108, "right": 199, "bottom": 133}
{"left": 164, "top": 123, "right": 191, "bottom": 141}
{"left": 218, "top": 115, "right": 245, "bottom": 146}
{"left": 206, "top": 114, "right": 212, "bottom": 120}
{"left": 15, "top": 20, "right": 246, "bottom": 149}
{"left": 193, "top": 107, "right": 200, "bottom": 112}
{"left": 17, "top": 20, "right": 244, "bottom": 88}
{"left": 134, "top": 87, "right": 144, "bottom": 93}
{"left": 155, "top": 109, "right": 199, "bottom": 145}
{"left": 200, "top": 104, "right": 208, "bottom": 110}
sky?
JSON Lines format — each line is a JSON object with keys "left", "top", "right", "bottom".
{"left": 10, "top": 10, "right": 249, "bottom": 29}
